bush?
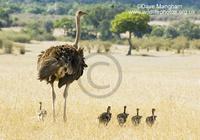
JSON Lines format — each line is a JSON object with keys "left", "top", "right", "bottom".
{"left": 102, "top": 41, "right": 112, "bottom": 52}
{"left": 172, "top": 36, "right": 189, "bottom": 54}
{"left": 19, "top": 46, "right": 25, "bottom": 55}
{"left": 150, "top": 25, "right": 164, "bottom": 37}
{"left": 43, "top": 20, "right": 54, "bottom": 33}
{"left": 0, "top": 39, "right": 3, "bottom": 49}
{"left": 55, "top": 36, "right": 74, "bottom": 42}
{"left": 14, "top": 43, "right": 26, "bottom": 55}
{"left": 131, "top": 38, "right": 144, "bottom": 51}
{"left": 35, "top": 34, "right": 56, "bottom": 41}
{"left": 94, "top": 40, "right": 102, "bottom": 53}
{"left": 141, "top": 39, "right": 154, "bottom": 52}
{"left": 10, "top": 34, "right": 31, "bottom": 43}
{"left": 80, "top": 40, "right": 91, "bottom": 53}
{"left": 3, "top": 40, "right": 13, "bottom": 54}
{"left": 190, "top": 39, "right": 200, "bottom": 50}
{"left": 163, "top": 26, "right": 179, "bottom": 39}
{"left": 162, "top": 39, "right": 173, "bottom": 51}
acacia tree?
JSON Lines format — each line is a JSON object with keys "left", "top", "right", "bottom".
{"left": 110, "top": 12, "right": 150, "bottom": 55}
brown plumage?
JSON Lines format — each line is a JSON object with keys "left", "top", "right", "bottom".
{"left": 117, "top": 106, "right": 129, "bottom": 126}
{"left": 37, "top": 10, "right": 87, "bottom": 122}
{"left": 131, "top": 108, "right": 142, "bottom": 126}
{"left": 146, "top": 108, "right": 157, "bottom": 126}
{"left": 98, "top": 106, "right": 112, "bottom": 126}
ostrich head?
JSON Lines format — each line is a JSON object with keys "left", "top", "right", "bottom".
{"left": 124, "top": 106, "right": 127, "bottom": 113}
{"left": 76, "top": 10, "right": 87, "bottom": 18}
{"left": 39, "top": 102, "right": 42, "bottom": 109}
{"left": 136, "top": 108, "right": 139, "bottom": 115}
{"left": 107, "top": 106, "right": 111, "bottom": 113}
{"left": 152, "top": 108, "right": 156, "bottom": 115}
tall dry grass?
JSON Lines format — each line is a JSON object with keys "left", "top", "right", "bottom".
{"left": 0, "top": 42, "right": 200, "bottom": 139}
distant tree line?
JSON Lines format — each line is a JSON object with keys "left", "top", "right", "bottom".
{"left": 150, "top": 20, "right": 200, "bottom": 40}
{"left": 1, "top": 1, "right": 200, "bottom": 56}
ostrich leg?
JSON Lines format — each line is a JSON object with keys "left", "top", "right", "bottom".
{"left": 50, "top": 83, "right": 56, "bottom": 122}
{"left": 63, "top": 84, "right": 69, "bottom": 122}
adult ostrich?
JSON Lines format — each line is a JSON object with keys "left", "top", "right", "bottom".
{"left": 37, "top": 10, "right": 87, "bottom": 122}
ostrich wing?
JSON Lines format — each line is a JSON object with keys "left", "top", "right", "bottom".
{"left": 38, "top": 58, "right": 61, "bottom": 81}
{"left": 37, "top": 46, "right": 74, "bottom": 82}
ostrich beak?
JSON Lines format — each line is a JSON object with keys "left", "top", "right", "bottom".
{"left": 83, "top": 12, "right": 88, "bottom": 15}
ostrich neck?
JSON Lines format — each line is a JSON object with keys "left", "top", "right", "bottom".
{"left": 74, "top": 16, "right": 81, "bottom": 48}
{"left": 137, "top": 110, "right": 139, "bottom": 116}
{"left": 124, "top": 107, "right": 126, "bottom": 114}
{"left": 152, "top": 111, "right": 154, "bottom": 116}
{"left": 40, "top": 104, "right": 42, "bottom": 110}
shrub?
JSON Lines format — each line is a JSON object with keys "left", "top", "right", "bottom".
{"left": 14, "top": 43, "right": 26, "bottom": 55}
{"left": 152, "top": 37, "right": 165, "bottom": 51}
{"left": 0, "top": 39, "right": 3, "bottom": 49}
{"left": 150, "top": 25, "right": 164, "bottom": 37}
{"left": 142, "top": 39, "right": 154, "bottom": 52}
{"left": 3, "top": 40, "right": 13, "bottom": 54}
{"left": 163, "top": 26, "right": 179, "bottom": 39}
{"left": 190, "top": 39, "right": 200, "bottom": 50}
{"left": 0, "top": 31, "right": 30, "bottom": 43}
{"left": 102, "top": 41, "right": 112, "bottom": 52}
{"left": 34, "top": 34, "right": 56, "bottom": 41}
{"left": 19, "top": 46, "right": 25, "bottom": 55}
{"left": 55, "top": 36, "right": 74, "bottom": 42}
{"left": 94, "top": 40, "right": 102, "bottom": 53}
{"left": 172, "top": 36, "right": 189, "bottom": 54}
{"left": 11, "top": 34, "right": 31, "bottom": 43}
{"left": 131, "top": 38, "right": 144, "bottom": 51}
{"left": 81, "top": 40, "right": 91, "bottom": 53}
{"left": 43, "top": 20, "right": 54, "bottom": 33}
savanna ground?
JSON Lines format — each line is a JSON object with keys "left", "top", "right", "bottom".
{"left": 0, "top": 41, "right": 200, "bottom": 139}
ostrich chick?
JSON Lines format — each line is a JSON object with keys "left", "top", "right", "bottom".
{"left": 98, "top": 106, "right": 112, "bottom": 126}
{"left": 36, "top": 102, "right": 47, "bottom": 121}
{"left": 117, "top": 106, "right": 129, "bottom": 126}
{"left": 131, "top": 108, "right": 142, "bottom": 126}
{"left": 146, "top": 108, "right": 157, "bottom": 126}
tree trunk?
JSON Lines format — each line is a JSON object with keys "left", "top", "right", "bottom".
{"left": 127, "top": 31, "right": 132, "bottom": 55}
{"left": 116, "top": 33, "right": 121, "bottom": 40}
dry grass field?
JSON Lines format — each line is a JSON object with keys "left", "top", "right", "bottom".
{"left": 0, "top": 41, "right": 200, "bottom": 139}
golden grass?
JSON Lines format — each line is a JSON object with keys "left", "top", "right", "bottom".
{"left": 0, "top": 42, "right": 200, "bottom": 139}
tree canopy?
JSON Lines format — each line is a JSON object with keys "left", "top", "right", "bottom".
{"left": 110, "top": 12, "right": 150, "bottom": 33}
{"left": 110, "top": 12, "right": 150, "bottom": 55}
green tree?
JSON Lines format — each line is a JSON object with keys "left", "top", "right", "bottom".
{"left": 172, "top": 36, "right": 189, "bottom": 54}
{"left": 82, "top": 4, "right": 124, "bottom": 39}
{"left": 22, "top": 22, "right": 43, "bottom": 38}
{"left": 53, "top": 17, "right": 73, "bottom": 36}
{"left": 98, "top": 20, "right": 112, "bottom": 41}
{"left": 190, "top": 39, "right": 200, "bottom": 50}
{"left": 0, "top": 9, "right": 12, "bottom": 27}
{"left": 150, "top": 25, "right": 164, "bottom": 37}
{"left": 163, "top": 26, "right": 179, "bottom": 39}
{"left": 4, "top": 3, "right": 22, "bottom": 14}
{"left": 47, "top": 3, "right": 67, "bottom": 15}
{"left": 43, "top": 20, "right": 54, "bottom": 33}
{"left": 177, "top": 20, "right": 200, "bottom": 40}
{"left": 110, "top": 12, "right": 150, "bottom": 55}
{"left": 25, "top": 4, "right": 45, "bottom": 14}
